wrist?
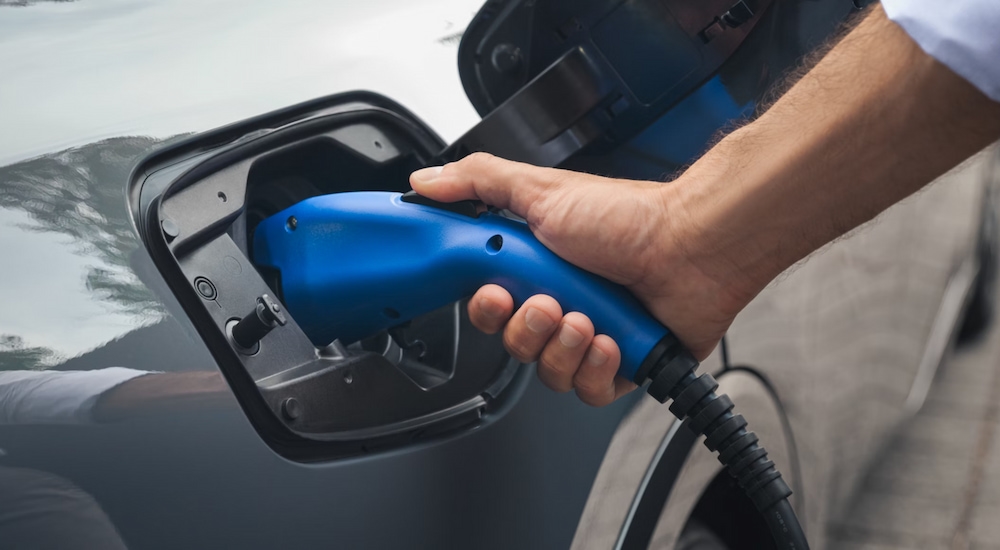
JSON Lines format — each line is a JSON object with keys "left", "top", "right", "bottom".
{"left": 651, "top": 165, "right": 765, "bottom": 321}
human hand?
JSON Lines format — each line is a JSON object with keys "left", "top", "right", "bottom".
{"left": 410, "top": 153, "right": 754, "bottom": 406}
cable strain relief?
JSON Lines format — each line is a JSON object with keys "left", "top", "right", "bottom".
{"left": 639, "top": 337, "right": 700, "bottom": 403}
{"left": 639, "top": 339, "right": 794, "bottom": 514}
{"left": 634, "top": 333, "right": 686, "bottom": 384}
{"left": 717, "top": 425, "right": 792, "bottom": 512}
{"left": 716, "top": 427, "right": 792, "bottom": 512}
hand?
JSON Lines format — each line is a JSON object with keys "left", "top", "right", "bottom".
{"left": 408, "top": 6, "right": 1000, "bottom": 408}
{"left": 410, "top": 153, "right": 753, "bottom": 406}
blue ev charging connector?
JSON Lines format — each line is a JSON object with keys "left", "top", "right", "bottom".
{"left": 253, "top": 190, "right": 808, "bottom": 549}
{"left": 254, "top": 191, "right": 665, "bottom": 382}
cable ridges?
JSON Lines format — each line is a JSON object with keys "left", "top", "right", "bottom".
{"left": 642, "top": 344, "right": 793, "bottom": 512}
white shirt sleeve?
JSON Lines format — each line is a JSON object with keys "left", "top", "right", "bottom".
{"left": 881, "top": 0, "right": 1000, "bottom": 102}
{"left": 0, "top": 368, "right": 151, "bottom": 425}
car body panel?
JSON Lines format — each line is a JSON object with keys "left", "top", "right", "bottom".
{"left": 0, "top": 2, "right": 642, "bottom": 548}
{"left": 729, "top": 150, "right": 993, "bottom": 542}
{"left": 0, "top": 132, "right": 644, "bottom": 549}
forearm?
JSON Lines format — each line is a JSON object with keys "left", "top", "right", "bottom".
{"left": 670, "top": 5, "right": 1000, "bottom": 304}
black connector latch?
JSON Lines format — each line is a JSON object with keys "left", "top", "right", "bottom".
{"left": 721, "top": 1, "right": 754, "bottom": 28}
{"left": 231, "top": 294, "right": 287, "bottom": 351}
{"left": 700, "top": 1, "right": 755, "bottom": 43}
{"left": 401, "top": 190, "right": 483, "bottom": 219}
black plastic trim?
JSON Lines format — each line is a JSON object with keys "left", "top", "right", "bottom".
{"left": 455, "top": 0, "right": 774, "bottom": 157}
{"left": 129, "top": 92, "right": 529, "bottom": 461}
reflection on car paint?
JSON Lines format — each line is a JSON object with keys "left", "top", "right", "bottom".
{"left": 0, "top": 466, "right": 128, "bottom": 549}
{"left": 0, "top": 368, "right": 230, "bottom": 425}
{"left": 0, "top": 138, "right": 166, "bottom": 369}
{"left": 0, "top": 0, "right": 484, "bottom": 166}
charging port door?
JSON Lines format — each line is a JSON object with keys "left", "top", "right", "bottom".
{"left": 441, "top": 0, "right": 775, "bottom": 168}
{"left": 445, "top": 0, "right": 861, "bottom": 179}
{"left": 129, "top": 93, "right": 524, "bottom": 460}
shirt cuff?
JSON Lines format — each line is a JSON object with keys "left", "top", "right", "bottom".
{"left": 883, "top": 0, "right": 1000, "bottom": 102}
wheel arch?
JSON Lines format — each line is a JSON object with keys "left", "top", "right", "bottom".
{"left": 570, "top": 365, "right": 802, "bottom": 549}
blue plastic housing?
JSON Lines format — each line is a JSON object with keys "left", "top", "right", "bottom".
{"left": 252, "top": 192, "right": 669, "bottom": 381}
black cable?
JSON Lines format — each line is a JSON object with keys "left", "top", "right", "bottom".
{"left": 764, "top": 499, "right": 810, "bottom": 550}
{"left": 720, "top": 334, "right": 732, "bottom": 370}
{"left": 634, "top": 334, "right": 809, "bottom": 550}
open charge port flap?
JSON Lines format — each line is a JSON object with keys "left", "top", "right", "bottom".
{"left": 132, "top": 95, "right": 525, "bottom": 459}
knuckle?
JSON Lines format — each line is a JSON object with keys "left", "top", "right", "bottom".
{"left": 573, "top": 374, "right": 613, "bottom": 407}
{"left": 573, "top": 378, "right": 604, "bottom": 399}
{"left": 537, "top": 352, "right": 574, "bottom": 378}
{"left": 508, "top": 346, "right": 536, "bottom": 364}
{"left": 577, "top": 391, "right": 612, "bottom": 408}
{"left": 504, "top": 334, "right": 539, "bottom": 363}
{"left": 538, "top": 374, "right": 572, "bottom": 394}
{"left": 464, "top": 152, "right": 496, "bottom": 167}
{"left": 468, "top": 308, "right": 491, "bottom": 333}
{"left": 471, "top": 317, "right": 502, "bottom": 335}
{"left": 537, "top": 357, "right": 574, "bottom": 393}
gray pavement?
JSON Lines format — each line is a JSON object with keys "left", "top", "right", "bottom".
{"left": 827, "top": 304, "right": 1000, "bottom": 549}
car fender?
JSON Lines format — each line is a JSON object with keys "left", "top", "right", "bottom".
{"left": 570, "top": 363, "right": 799, "bottom": 549}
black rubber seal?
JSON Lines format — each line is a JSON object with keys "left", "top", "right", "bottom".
{"left": 668, "top": 374, "right": 719, "bottom": 417}
{"left": 633, "top": 333, "right": 683, "bottom": 384}
{"left": 688, "top": 394, "right": 734, "bottom": 434}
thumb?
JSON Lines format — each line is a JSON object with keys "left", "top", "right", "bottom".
{"left": 409, "top": 153, "right": 557, "bottom": 217}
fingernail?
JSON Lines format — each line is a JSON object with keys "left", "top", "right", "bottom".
{"left": 411, "top": 166, "right": 443, "bottom": 184}
{"left": 585, "top": 346, "right": 608, "bottom": 367}
{"left": 558, "top": 324, "right": 584, "bottom": 348}
{"left": 479, "top": 296, "right": 505, "bottom": 319}
{"left": 524, "top": 307, "right": 554, "bottom": 333}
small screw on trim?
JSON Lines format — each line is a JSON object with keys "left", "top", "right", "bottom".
{"left": 491, "top": 43, "right": 522, "bottom": 74}
{"left": 281, "top": 397, "right": 302, "bottom": 421}
{"left": 161, "top": 218, "right": 180, "bottom": 241}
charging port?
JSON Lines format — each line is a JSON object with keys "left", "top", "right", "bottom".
{"left": 130, "top": 93, "right": 525, "bottom": 460}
